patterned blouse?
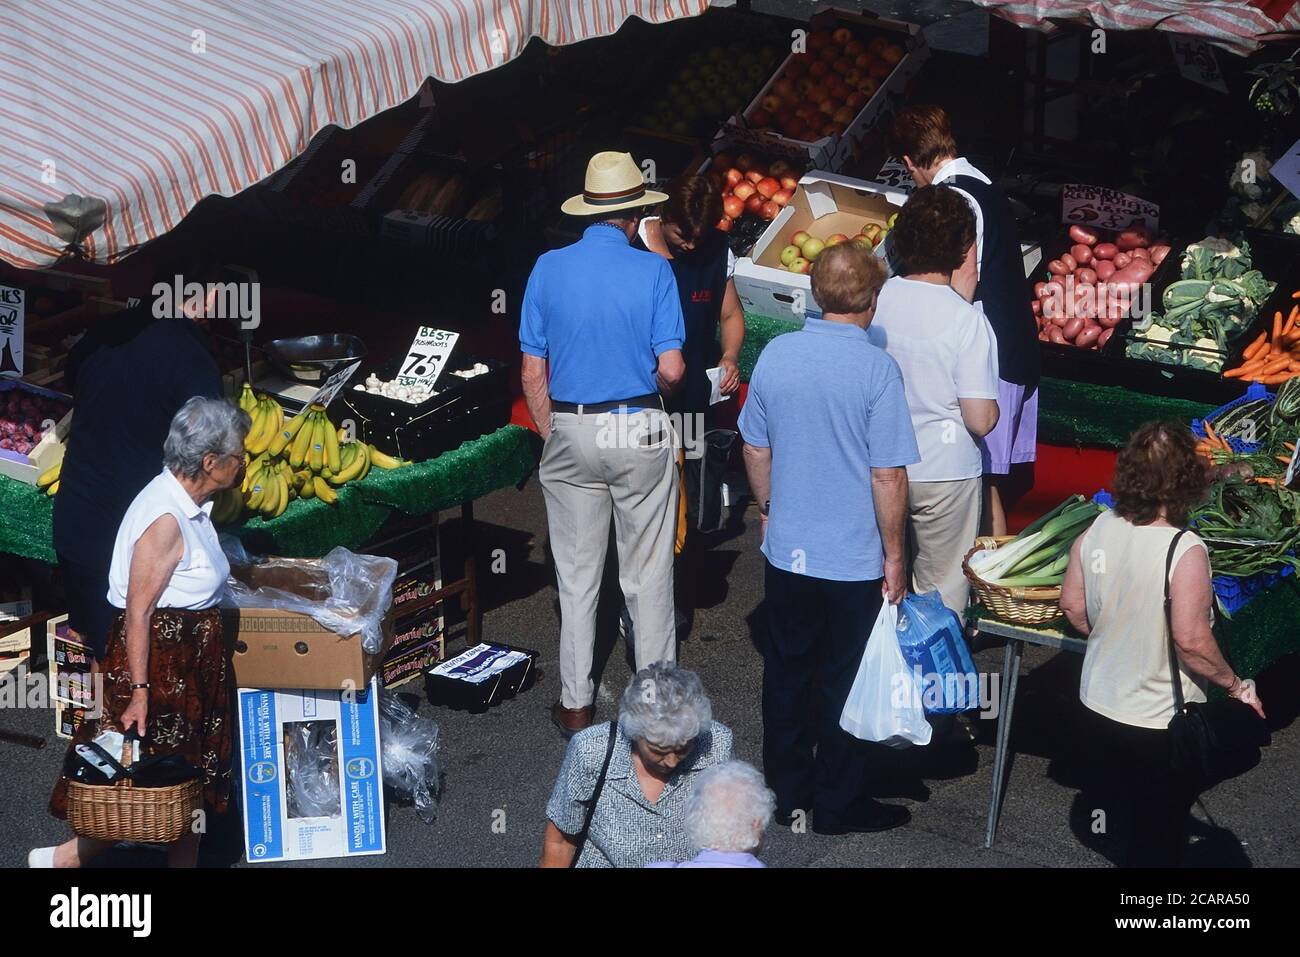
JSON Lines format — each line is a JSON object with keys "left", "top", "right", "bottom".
{"left": 546, "top": 720, "right": 734, "bottom": 868}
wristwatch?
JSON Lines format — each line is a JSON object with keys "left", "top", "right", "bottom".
{"left": 759, "top": 500, "right": 770, "bottom": 516}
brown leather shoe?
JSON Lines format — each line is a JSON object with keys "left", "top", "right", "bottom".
{"left": 551, "top": 701, "right": 595, "bottom": 738}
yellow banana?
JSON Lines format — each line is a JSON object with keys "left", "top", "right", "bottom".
{"left": 322, "top": 411, "right": 341, "bottom": 473}
{"left": 239, "top": 381, "right": 257, "bottom": 413}
{"left": 246, "top": 399, "right": 277, "bottom": 455}
{"left": 297, "top": 470, "right": 315, "bottom": 499}
{"left": 247, "top": 473, "right": 268, "bottom": 510}
{"left": 357, "top": 440, "right": 371, "bottom": 480}
{"left": 337, "top": 427, "right": 347, "bottom": 444}
{"left": 243, "top": 403, "right": 267, "bottom": 452}
{"left": 36, "top": 460, "right": 62, "bottom": 488}
{"left": 312, "top": 476, "right": 338, "bottom": 504}
{"left": 308, "top": 415, "right": 325, "bottom": 472}
{"left": 289, "top": 410, "right": 315, "bottom": 468}
{"left": 367, "top": 445, "right": 405, "bottom": 469}
{"left": 46, "top": 479, "right": 60, "bottom": 497}
{"left": 260, "top": 467, "right": 282, "bottom": 516}
{"left": 273, "top": 472, "right": 290, "bottom": 518}
{"left": 268, "top": 406, "right": 306, "bottom": 457}
{"left": 329, "top": 444, "right": 365, "bottom": 485}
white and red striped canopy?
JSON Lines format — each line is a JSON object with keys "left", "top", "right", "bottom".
{"left": 0, "top": 0, "right": 722, "bottom": 268}
{"left": 973, "top": 0, "right": 1300, "bottom": 55}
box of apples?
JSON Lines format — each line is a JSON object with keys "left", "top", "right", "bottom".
{"left": 702, "top": 149, "right": 806, "bottom": 243}
{"left": 721, "top": 13, "right": 927, "bottom": 172}
{"left": 0, "top": 379, "right": 71, "bottom": 486}
{"left": 732, "top": 171, "right": 906, "bottom": 322}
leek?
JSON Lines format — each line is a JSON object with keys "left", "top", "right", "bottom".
{"left": 1018, "top": 494, "right": 1083, "bottom": 538}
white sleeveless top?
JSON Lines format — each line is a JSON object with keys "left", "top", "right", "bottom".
{"left": 107, "top": 469, "right": 230, "bottom": 610}
{"left": 1078, "top": 509, "right": 1210, "bottom": 729}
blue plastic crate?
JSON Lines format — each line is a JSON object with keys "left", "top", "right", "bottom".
{"left": 1191, "top": 382, "right": 1275, "bottom": 454}
{"left": 1212, "top": 563, "right": 1294, "bottom": 616}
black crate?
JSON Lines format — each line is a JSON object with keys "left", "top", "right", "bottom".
{"left": 339, "top": 355, "right": 510, "bottom": 462}
{"left": 424, "top": 642, "right": 538, "bottom": 712}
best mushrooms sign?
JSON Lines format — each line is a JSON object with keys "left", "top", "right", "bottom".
{"left": 0, "top": 284, "right": 23, "bottom": 377}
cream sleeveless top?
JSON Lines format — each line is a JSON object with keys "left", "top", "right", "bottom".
{"left": 1078, "top": 509, "right": 1210, "bottom": 729}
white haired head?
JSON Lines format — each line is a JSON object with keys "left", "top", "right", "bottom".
{"left": 163, "top": 396, "right": 249, "bottom": 479}
{"left": 686, "top": 760, "right": 775, "bottom": 854}
{"left": 618, "top": 661, "right": 712, "bottom": 750}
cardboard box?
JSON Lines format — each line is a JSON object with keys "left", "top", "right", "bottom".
{"left": 718, "top": 12, "right": 928, "bottom": 172}
{"left": 380, "top": 638, "right": 443, "bottom": 689}
{"left": 732, "top": 172, "right": 906, "bottom": 322}
{"left": 46, "top": 615, "right": 98, "bottom": 737}
{"left": 388, "top": 600, "right": 445, "bottom": 662}
{"left": 0, "top": 380, "right": 72, "bottom": 485}
{"left": 392, "top": 554, "right": 443, "bottom": 619}
{"left": 424, "top": 642, "right": 538, "bottom": 711}
{"left": 237, "top": 679, "right": 386, "bottom": 863}
{"left": 228, "top": 560, "right": 394, "bottom": 692}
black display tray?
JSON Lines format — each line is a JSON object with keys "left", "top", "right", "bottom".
{"left": 339, "top": 354, "right": 511, "bottom": 462}
{"left": 424, "top": 642, "right": 538, "bottom": 712}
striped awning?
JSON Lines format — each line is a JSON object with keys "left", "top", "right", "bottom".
{"left": 0, "top": 0, "right": 723, "bottom": 268}
{"left": 973, "top": 1, "right": 1300, "bottom": 55}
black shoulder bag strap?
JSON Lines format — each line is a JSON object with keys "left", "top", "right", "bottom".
{"left": 1163, "top": 529, "right": 1191, "bottom": 714}
{"left": 570, "top": 720, "right": 618, "bottom": 868}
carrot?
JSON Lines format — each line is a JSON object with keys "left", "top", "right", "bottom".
{"left": 1278, "top": 455, "right": 1293, "bottom": 464}
{"left": 1255, "top": 476, "right": 1277, "bottom": 485}
{"left": 1260, "top": 355, "right": 1292, "bottom": 375}
{"left": 1286, "top": 305, "right": 1300, "bottom": 337}
{"left": 1286, "top": 442, "right": 1296, "bottom": 451}
{"left": 1260, "top": 373, "right": 1294, "bottom": 384}
{"left": 1224, "top": 366, "right": 1254, "bottom": 378}
{"left": 1293, "top": 290, "right": 1300, "bottom": 299}
{"left": 1243, "top": 331, "right": 1268, "bottom": 359}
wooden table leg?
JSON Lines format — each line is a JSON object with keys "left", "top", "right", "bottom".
{"left": 461, "top": 500, "right": 480, "bottom": 647}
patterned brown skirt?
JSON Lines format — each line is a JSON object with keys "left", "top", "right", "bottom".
{"left": 50, "top": 607, "right": 233, "bottom": 820}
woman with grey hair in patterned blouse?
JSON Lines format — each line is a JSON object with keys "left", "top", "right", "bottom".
{"left": 541, "top": 662, "right": 734, "bottom": 867}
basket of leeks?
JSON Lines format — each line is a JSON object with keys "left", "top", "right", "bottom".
{"left": 963, "top": 495, "right": 1107, "bottom": 625}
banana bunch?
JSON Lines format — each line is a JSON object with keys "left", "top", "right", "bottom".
{"left": 242, "top": 386, "right": 286, "bottom": 456}
{"left": 37, "top": 459, "right": 62, "bottom": 497}
{"left": 213, "top": 399, "right": 409, "bottom": 524}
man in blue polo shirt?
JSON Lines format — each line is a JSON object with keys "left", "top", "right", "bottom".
{"left": 521, "top": 151, "right": 686, "bottom": 738}
{"left": 739, "top": 241, "right": 918, "bottom": 835}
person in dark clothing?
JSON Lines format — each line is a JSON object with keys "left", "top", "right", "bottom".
{"left": 53, "top": 287, "right": 223, "bottom": 660}
{"left": 890, "top": 105, "right": 1039, "bottom": 535}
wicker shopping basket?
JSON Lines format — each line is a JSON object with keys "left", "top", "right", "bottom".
{"left": 67, "top": 738, "right": 203, "bottom": 844}
{"left": 962, "top": 536, "right": 1065, "bottom": 626}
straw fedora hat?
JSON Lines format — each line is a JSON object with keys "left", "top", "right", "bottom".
{"left": 561, "top": 151, "right": 668, "bottom": 216}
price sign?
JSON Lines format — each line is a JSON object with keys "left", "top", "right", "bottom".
{"left": 874, "top": 156, "right": 916, "bottom": 193}
{"left": 1061, "top": 184, "right": 1159, "bottom": 233}
{"left": 0, "top": 284, "right": 25, "bottom": 377}
{"left": 1270, "top": 135, "right": 1300, "bottom": 202}
{"left": 1168, "top": 35, "right": 1228, "bottom": 94}
{"left": 301, "top": 360, "right": 361, "bottom": 411}
{"left": 397, "top": 326, "right": 459, "bottom": 389}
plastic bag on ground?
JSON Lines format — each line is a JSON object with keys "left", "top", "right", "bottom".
{"left": 379, "top": 692, "right": 442, "bottom": 823}
{"left": 840, "top": 600, "right": 932, "bottom": 747}
{"left": 222, "top": 545, "right": 398, "bottom": 654}
{"left": 895, "top": 591, "right": 980, "bottom": 714}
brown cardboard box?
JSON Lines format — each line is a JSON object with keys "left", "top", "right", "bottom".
{"left": 228, "top": 559, "right": 394, "bottom": 691}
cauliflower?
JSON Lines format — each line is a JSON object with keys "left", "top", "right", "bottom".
{"left": 1229, "top": 150, "right": 1272, "bottom": 200}
{"left": 1286, "top": 213, "right": 1300, "bottom": 236}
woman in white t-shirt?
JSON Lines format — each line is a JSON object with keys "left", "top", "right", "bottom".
{"left": 36, "top": 397, "right": 249, "bottom": 870}
{"left": 1060, "top": 421, "right": 1264, "bottom": 867}
{"left": 868, "top": 184, "right": 999, "bottom": 615}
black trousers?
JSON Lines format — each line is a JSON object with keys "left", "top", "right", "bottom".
{"left": 1079, "top": 705, "right": 1198, "bottom": 867}
{"left": 762, "top": 561, "right": 882, "bottom": 819}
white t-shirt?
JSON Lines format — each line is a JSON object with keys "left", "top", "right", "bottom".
{"left": 932, "top": 156, "right": 991, "bottom": 280}
{"left": 1079, "top": 511, "right": 1210, "bottom": 729}
{"left": 107, "top": 468, "right": 230, "bottom": 611}
{"left": 867, "top": 276, "right": 999, "bottom": 482}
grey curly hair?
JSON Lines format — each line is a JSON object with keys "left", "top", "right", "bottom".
{"left": 617, "top": 661, "right": 712, "bottom": 750}
{"left": 686, "top": 760, "right": 775, "bottom": 854}
{"left": 163, "top": 396, "right": 249, "bottom": 479}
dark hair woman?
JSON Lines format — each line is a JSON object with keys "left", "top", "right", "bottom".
{"left": 1059, "top": 421, "right": 1264, "bottom": 866}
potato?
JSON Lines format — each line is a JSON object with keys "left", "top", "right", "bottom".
{"left": 1061, "top": 252, "right": 1077, "bottom": 272}
{"left": 1031, "top": 298, "right": 1042, "bottom": 315}
{"left": 1094, "top": 260, "right": 1116, "bottom": 281}
{"left": 1048, "top": 325, "right": 1067, "bottom": 345}
{"left": 1068, "top": 225, "right": 1099, "bottom": 246}
{"left": 1076, "top": 324, "right": 1102, "bottom": 348}
{"left": 1098, "top": 327, "right": 1114, "bottom": 349}
{"left": 1116, "top": 226, "right": 1152, "bottom": 250}
{"left": 1047, "top": 259, "right": 1069, "bottom": 276}
{"left": 1093, "top": 242, "right": 1119, "bottom": 260}
{"left": 1063, "top": 316, "right": 1085, "bottom": 340}
{"left": 1070, "top": 243, "right": 1093, "bottom": 265}
{"left": 1113, "top": 251, "right": 1132, "bottom": 270}
{"left": 1033, "top": 281, "right": 1047, "bottom": 298}
{"left": 1129, "top": 247, "right": 1149, "bottom": 261}
{"left": 1076, "top": 267, "right": 1098, "bottom": 285}
{"left": 1150, "top": 244, "right": 1171, "bottom": 266}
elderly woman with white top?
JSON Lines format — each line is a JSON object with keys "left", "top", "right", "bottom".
{"left": 649, "top": 760, "right": 775, "bottom": 868}
{"left": 1060, "top": 421, "right": 1265, "bottom": 867}
{"left": 541, "top": 662, "right": 734, "bottom": 867}
{"left": 34, "top": 396, "right": 249, "bottom": 869}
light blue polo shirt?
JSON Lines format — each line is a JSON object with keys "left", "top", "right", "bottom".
{"left": 739, "top": 317, "right": 920, "bottom": 582}
{"left": 520, "top": 224, "right": 684, "bottom": 404}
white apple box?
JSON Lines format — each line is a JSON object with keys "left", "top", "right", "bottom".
{"left": 0, "top": 380, "right": 71, "bottom": 486}
{"left": 716, "top": 12, "right": 929, "bottom": 173}
{"left": 732, "top": 172, "right": 907, "bottom": 324}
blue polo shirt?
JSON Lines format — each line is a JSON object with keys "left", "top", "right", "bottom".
{"left": 739, "top": 317, "right": 920, "bottom": 582}
{"left": 520, "top": 224, "right": 685, "bottom": 404}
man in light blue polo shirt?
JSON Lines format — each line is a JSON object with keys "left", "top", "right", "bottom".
{"left": 520, "top": 151, "right": 686, "bottom": 740}
{"left": 739, "top": 241, "right": 918, "bottom": 836}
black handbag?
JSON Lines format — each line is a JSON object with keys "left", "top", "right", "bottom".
{"left": 1162, "top": 531, "right": 1270, "bottom": 788}
{"left": 684, "top": 429, "right": 738, "bottom": 534}
{"left": 570, "top": 721, "right": 618, "bottom": 868}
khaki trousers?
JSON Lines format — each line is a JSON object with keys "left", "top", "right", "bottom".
{"left": 540, "top": 409, "right": 679, "bottom": 708}
{"left": 908, "top": 477, "right": 983, "bottom": 614}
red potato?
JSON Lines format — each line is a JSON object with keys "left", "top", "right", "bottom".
{"left": 1061, "top": 252, "right": 1077, "bottom": 272}
{"left": 1068, "top": 225, "right": 1099, "bottom": 246}
{"left": 1033, "top": 281, "right": 1047, "bottom": 298}
{"left": 1149, "top": 244, "right": 1170, "bottom": 266}
{"left": 1076, "top": 267, "right": 1098, "bottom": 286}
{"left": 1098, "top": 327, "right": 1114, "bottom": 349}
{"left": 1096, "top": 306, "right": 1125, "bottom": 328}
{"left": 1031, "top": 299, "right": 1042, "bottom": 316}
{"left": 1047, "top": 259, "right": 1069, "bottom": 276}
{"left": 1112, "top": 262, "right": 1154, "bottom": 284}
{"left": 1038, "top": 330, "right": 1050, "bottom": 342}
{"left": 1094, "top": 259, "right": 1116, "bottom": 281}
{"left": 1094, "top": 242, "right": 1119, "bottom": 260}
{"left": 1076, "top": 324, "right": 1102, "bottom": 348}
{"left": 1071, "top": 243, "right": 1093, "bottom": 266}
{"left": 1063, "top": 316, "right": 1085, "bottom": 340}
{"left": 1129, "top": 247, "right": 1149, "bottom": 261}
{"left": 1048, "top": 325, "right": 1067, "bottom": 345}
{"left": 1043, "top": 279, "right": 1065, "bottom": 298}
{"left": 1112, "top": 251, "right": 1132, "bottom": 270}
{"left": 1116, "top": 226, "right": 1152, "bottom": 251}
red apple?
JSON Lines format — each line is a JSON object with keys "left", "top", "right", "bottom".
{"left": 846, "top": 91, "right": 868, "bottom": 110}
{"left": 868, "top": 36, "right": 889, "bottom": 56}
{"left": 880, "top": 43, "right": 904, "bottom": 66}
{"left": 761, "top": 94, "right": 783, "bottom": 114}
{"left": 854, "top": 52, "right": 872, "bottom": 69}
{"left": 716, "top": 215, "right": 732, "bottom": 233}
{"left": 760, "top": 200, "right": 780, "bottom": 220}
{"left": 772, "top": 188, "right": 793, "bottom": 206}
{"left": 845, "top": 40, "right": 865, "bottom": 57}
{"left": 745, "top": 169, "right": 765, "bottom": 185}
{"left": 804, "top": 83, "right": 829, "bottom": 104}
{"left": 825, "top": 233, "right": 849, "bottom": 246}
{"left": 724, "top": 168, "right": 743, "bottom": 188}
{"left": 756, "top": 177, "right": 780, "bottom": 199}
{"left": 790, "top": 257, "right": 811, "bottom": 275}
{"left": 733, "top": 181, "right": 757, "bottom": 201}
{"left": 723, "top": 195, "right": 745, "bottom": 219}
{"left": 844, "top": 68, "right": 864, "bottom": 87}
{"left": 790, "top": 230, "right": 811, "bottom": 247}
{"left": 744, "top": 194, "right": 765, "bottom": 215}
{"left": 832, "top": 27, "right": 853, "bottom": 45}
{"left": 818, "top": 100, "right": 836, "bottom": 117}
{"left": 833, "top": 106, "right": 855, "bottom": 124}
{"left": 773, "top": 79, "right": 797, "bottom": 101}
{"left": 780, "top": 175, "right": 799, "bottom": 191}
